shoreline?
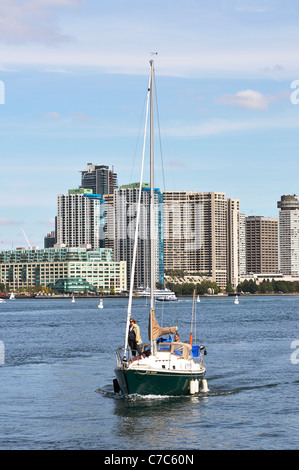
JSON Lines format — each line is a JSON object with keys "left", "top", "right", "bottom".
{"left": 1, "top": 292, "right": 299, "bottom": 300}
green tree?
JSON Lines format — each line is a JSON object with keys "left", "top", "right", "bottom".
{"left": 237, "top": 279, "right": 258, "bottom": 294}
{"left": 258, "top": 279, "right": 274, "bottom": 294}
{"left": 226, "top": 282, "right": 234, "bottom": 293}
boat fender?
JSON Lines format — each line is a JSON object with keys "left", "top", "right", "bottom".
{"left": 201, "top": 379, "right": 209, "bottom": 393}
{"left": 189, "top": 379, "right": 199, "bottom": 395}
{"left": 113, "top": 378, "right": 120, "bottom": 393}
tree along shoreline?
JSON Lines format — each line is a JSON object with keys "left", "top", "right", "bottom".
{"left": 165, "top": 278, "right": 299, "bottom": 296}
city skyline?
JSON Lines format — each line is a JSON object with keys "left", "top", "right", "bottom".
{"left": 1, "top": 1, "right": 299, "bottom": 249}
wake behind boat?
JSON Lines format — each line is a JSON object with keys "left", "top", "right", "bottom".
{"left": 113, "top": 60, "right": 207, "bottom": 396}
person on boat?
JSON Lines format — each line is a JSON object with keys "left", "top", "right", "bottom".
{"left": 173, "top": 332, "right": 183, "bottom": 354}
{"left": 174, "top": 333, "right": 180, "bottom": 342}
{"left": 128, "top": 318, "right": 142, "bottom": 356}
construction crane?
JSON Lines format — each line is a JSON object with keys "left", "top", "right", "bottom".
{"left": 21, "top": 228, "right": 32, "bottom": 250}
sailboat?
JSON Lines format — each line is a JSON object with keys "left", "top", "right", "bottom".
{"left": 196, "top": 295, "right": 200, "bottom": 303}
{"left": 71, "top": 294, "right": 75, "bottom": 303}
{"left": 234, "top": 295, "right": 239, "bottom": 305}
{"left": 98, "top": 298, "right": 103, "bottom": 309}
{"left": 9, "top": 293, "right": 15, "bottom": 300}
{"left": 114, "top": 60, "right": 207, "bottom": 396}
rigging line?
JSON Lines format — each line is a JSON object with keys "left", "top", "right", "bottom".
{"left": 175, "top": 301, "right": 178, "bottom": 331}
{"left": 154, "top": 75, "right": 166, "bottom": 191}
{"left": 190, "top": 289, "right": 196, "bottom": 345}
{"left": 123, "top": 73, "right": 151, "bottom": 360}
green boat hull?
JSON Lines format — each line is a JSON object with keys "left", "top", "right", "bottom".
{"left": 115, "top": 367, "right": 205, "bottom": 396}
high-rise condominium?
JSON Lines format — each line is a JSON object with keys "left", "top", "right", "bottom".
{"left": 112, "top": 184, "right": 164, "bottom": 289}
{"left": 277, "top": 194, "right": 299, "bottom": 275}
{"left": 57, "top": 188, "right": 104, "bottom": 249}
{"left": 162, "top": 191, "right": 240, "bottom": 289}
{"left": 245, "top": 216, "right": 279, "bottom": 274}
{"left": 80, "top": 163, "right": 118, "bottom": 195}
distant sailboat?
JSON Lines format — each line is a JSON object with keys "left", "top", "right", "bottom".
{"left": 234, "top": 295, "right": 239, "bottom": 305}
{"left": 71, "top": 295, "right": 75, "bottom": 303}
{"left": 98, "top": 298, "right": 103, "bottom": 309}
{"left": 196, "top": 295, "right": 200, "bottom": 303}
{"left": 9, "top": 293, "right": 15, "bottom": 300}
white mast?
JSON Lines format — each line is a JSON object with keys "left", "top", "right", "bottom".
{"left": 149, "top": 59, "right": 155, "bottom": 353}
{"left": 123, "top": 68, "right": 151, "bottom": 361}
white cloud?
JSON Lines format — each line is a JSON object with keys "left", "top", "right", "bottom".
{"left": 43, "top": 111, "right": 63, "bottom": 120}
{"left": 163, "top": 114, "right": 299, "bottom": 138}
{"left": 0, "top": 0, "right": 80, "bottom": 45}
{"left": 234, "top": 0, "right": 273, "bottom": 13}
{"left": 217, "top": 89, "right": 275, "bottom": 110}
{"left": 0, "top": 218, "right": 23, "bottom": 226}
{"left": 43, "top": 111, "right": 92, "bottom": 123}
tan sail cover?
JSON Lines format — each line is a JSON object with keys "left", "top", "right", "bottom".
{"left": 149, "top": 309, "right": 177, "bottom": 341}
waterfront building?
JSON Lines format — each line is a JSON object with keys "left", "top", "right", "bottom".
{"left": 162, "top": 191, "right": 240, "bottom": 289}
{"left": 0, "top": 247, "right": 126, "bottom": 292}
{"left": 113, "top": 184, "right": 164, "bottom": 289}
{"left": 239, "top": 212, "right": 246, "bottom": 276}
{"left": 80, "top": 163, "right": 118, "bottom": 195}
{"left": 44, "top": 230, "right": 56, "bottom": 248}
{"left": 103, "top": 193, "right": 115, "bottom": 253}
{"left": 48, "top": 278, "right": 96, "bottom": 294}
{"left": 245, "top": 216, "right": 279, "bottom": 274}
{"left": 57, "top": 188, "right": 105, "bottom": 249}
{"left": 227, "top": 198, "right": 241, "bottom": 289}
{"left": 277, "top": 194, "right": 299, "bottom": 276}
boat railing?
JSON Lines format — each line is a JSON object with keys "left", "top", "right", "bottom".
{"left": 155, "top": 342, "right": 207, "bottom": 363}
{"left": 155, "top": 341, "right": 192, "bottom": 360}
{"left": 117, "top": 343, "right": 206, "bottom": 366}
{"left": 115, "top": 347, "right": 135, "bottom": 367}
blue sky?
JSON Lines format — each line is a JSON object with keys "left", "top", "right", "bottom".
{"left": 1, "top": 0, "right": 299, "bottom": 249}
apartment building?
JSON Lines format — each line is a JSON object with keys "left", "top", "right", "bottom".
{"left": 238, "top": 212, "right": 246, "bottom": 276}
{"left": 245, "top": 216, "right": 279, "bottom": 274}
{"left": 57, "top": 188, "right": 105, "bottom": 249}
{"left": 277, "top": 194, "right": 299, "bottom": 275}
{"left": 162, "top": 191, "right": 239, "bottom": 289}
{"left": 80, "top": 163, "right": 118, "bottom": 195}
{"left": 0, "top": 247, "right": 126, "bottom": 292}
{"left": 113, "top": 184, "right": 164, "bottom": 289}
{"left": 227, "top": 199, "right": 241, "bottom": 288}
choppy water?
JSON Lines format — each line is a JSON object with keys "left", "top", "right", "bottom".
{"left": 0, "top": 295, "right": 298, "bottom": 450}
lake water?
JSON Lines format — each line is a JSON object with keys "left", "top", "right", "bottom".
{"left": 0, "top": 295, "right": 298, "bottom": 450}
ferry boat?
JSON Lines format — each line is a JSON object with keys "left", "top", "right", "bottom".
{"left": 134, "top": 286, "right": 177, "bottom": 299}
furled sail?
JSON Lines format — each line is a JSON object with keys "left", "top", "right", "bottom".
{"left": 149, "top": 309, "right": 177, "bottom": 341}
